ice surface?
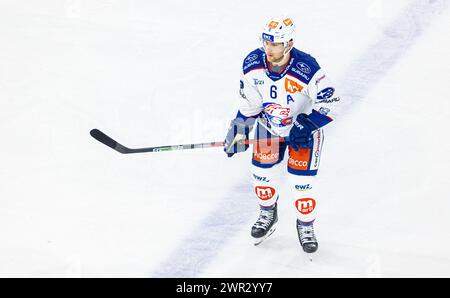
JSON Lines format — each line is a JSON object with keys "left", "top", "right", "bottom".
{"left": 0, "top": 0, "right": 449, "bottom": 277}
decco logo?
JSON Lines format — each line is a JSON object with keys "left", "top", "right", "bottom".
{"left": 288, "top": 158, "right": 308, "bottom": 167}
{"left": 254, "top": 152, "right": 279, "bottom": 161}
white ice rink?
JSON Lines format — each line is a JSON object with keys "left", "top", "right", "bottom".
{"left": 0, "top": 0, "right": 449, "bottom": 277}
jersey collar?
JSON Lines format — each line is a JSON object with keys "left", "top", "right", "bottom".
{"left": 263, "top": 53, "right": 294, "bottom": 81}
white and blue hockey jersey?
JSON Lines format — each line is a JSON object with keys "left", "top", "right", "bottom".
{"left": 237, "top": 47, "right": 341, "bottom": 137}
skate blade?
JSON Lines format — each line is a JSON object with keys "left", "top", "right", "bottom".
{"left": 253, "top": 225, "right": 277, "bottom": 246}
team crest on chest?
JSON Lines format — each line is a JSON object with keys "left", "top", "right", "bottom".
{"left": 262, "top": 102, "right": 293, "bottom": 127}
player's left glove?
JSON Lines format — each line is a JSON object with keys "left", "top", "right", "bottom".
{"left": 288, "top": 113, "right": 319, "bottom": 151}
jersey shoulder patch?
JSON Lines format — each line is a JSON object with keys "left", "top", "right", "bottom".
{"left": 242, "top": 48, "right": 265, "bottom": 75}
{"left": 287, "top": 48, "right": 321, "bottom": 84}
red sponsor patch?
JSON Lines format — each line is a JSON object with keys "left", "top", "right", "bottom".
{"left": 295, "top": 198, "right": 316, "bottom": 215}
{"left": 255, "top": 186, "right": 276, "bottom": 201}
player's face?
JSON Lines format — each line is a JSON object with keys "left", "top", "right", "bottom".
{"left": 263, "top": 41, "right": 286, "bottom": 63}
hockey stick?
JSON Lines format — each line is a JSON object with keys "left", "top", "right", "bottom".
{"left": 256, "top": 117, "right": 282, "bottom": 137}
{"left": 90, "top": 129, "right": 286, "bottom": 154}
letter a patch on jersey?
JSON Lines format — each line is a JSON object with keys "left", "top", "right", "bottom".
{"left": 285, "top": 77, "right": 304, "bottom": 94}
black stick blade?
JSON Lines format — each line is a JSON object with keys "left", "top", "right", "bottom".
{"left": 90, "top": 129, "right": 132, "bottom": 153}
{"left": 90, "top": 129, "right": 118, "bottom": 148}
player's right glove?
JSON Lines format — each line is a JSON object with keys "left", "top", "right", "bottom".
{"left": 224, "top": 117, "right": 255, "bottom": 157}
{"left": 288, "top": 113, "right": 319, "bottom": 151}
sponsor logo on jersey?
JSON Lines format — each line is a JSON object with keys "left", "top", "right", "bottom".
{"left": 296, "top": 62, "right": 311, "bottom": 74}
{"left": 315, "top": 74, "right": 326, "bottom": 85}
{"left": 290, "top": 67, "right": 310, "bottom": 81}
{"left": 316, "top": 97, "right": 340, "bottom": 104}
{"left": 253, "top": 174, "right": 270, "bottom": 182}
{"left": 243, "top": 60, "right": 261, "bottom": 71}
{"left": 255, "top": 186, "right": 276, "bottom": 201}
{"left": 263, "top": 103, "right": 292, "bottom": 127}
{"left": 317, "top": 87, "right": 335, "bottom": 100}
{"left": 253, "top": 78, "right": 264, "bottom": 85}
{"left": 295, "top": 198, "right": 316, "bottom": 215}
{"left": 295, "top": 184, "right": 313, "bottom": 191}
{"left": 285, "top": 77, "right": 304, "bottom": 93}
{"left": 245, "top": 54, "right": 259, "bottom": 64}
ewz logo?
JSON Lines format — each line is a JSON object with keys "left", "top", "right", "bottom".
{"left": 262, "top": 33, "right": 274, "bottom": 42}
{"left": 295, "top": 184, "right": 312, "bottom": 191}
{"left": 253, "top": 174, "right": 270, "bottom": 182}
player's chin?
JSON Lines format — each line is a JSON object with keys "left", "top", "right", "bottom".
{"left": 268, "top": 55, "right": 282, "bottom": 63}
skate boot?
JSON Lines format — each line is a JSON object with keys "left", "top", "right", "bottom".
{"left": 251, "top": 204, "right": 278, "bottom": 246}
{"left": 296, "top": 220, "right": 318, "bottom": 254}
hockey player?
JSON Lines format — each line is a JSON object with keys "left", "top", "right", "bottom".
{"left": 224, "top": 16, "right": 341, "bottom": 255}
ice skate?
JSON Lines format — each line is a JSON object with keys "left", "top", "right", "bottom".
{"left": 296, "top": 220, "right": 318, "bottom": 258}
{"left": 251, "top": 205, "right": 278, "bottom": 246}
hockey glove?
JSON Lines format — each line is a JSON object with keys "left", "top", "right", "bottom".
{"left": 224, "top": 117, "right": 255, "bottom": 157}
{"left": 288, "top": 113, "right": 319, "bottom": 151}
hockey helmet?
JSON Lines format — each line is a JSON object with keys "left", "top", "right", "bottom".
{"left": 261, "top": 16, "right": 296, "bottom": 48}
